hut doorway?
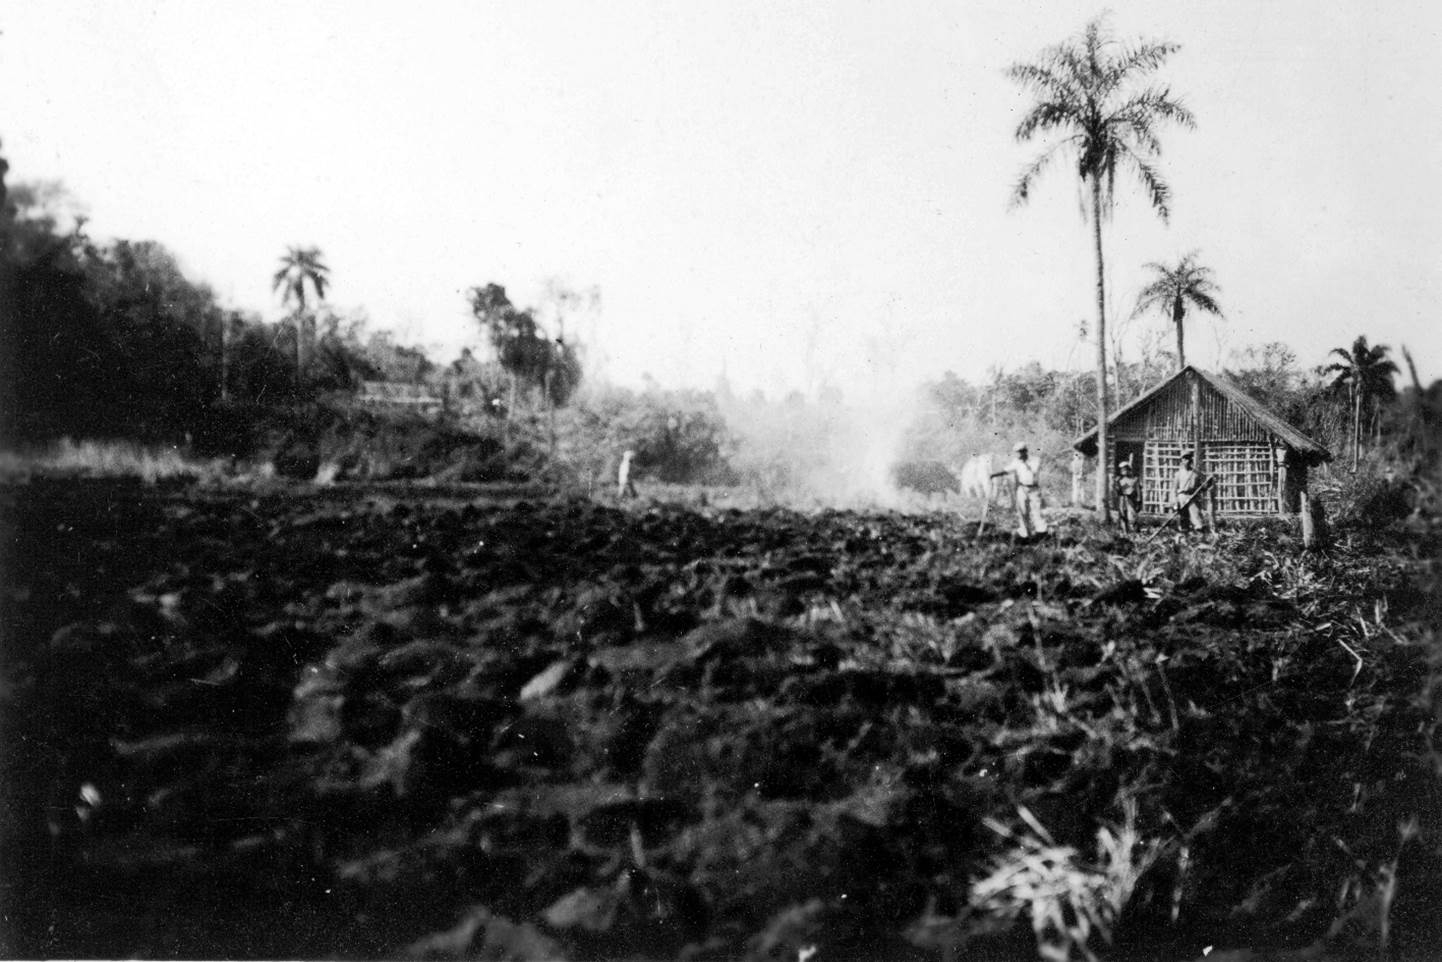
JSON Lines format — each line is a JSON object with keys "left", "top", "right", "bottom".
{"left": 1115, "top": 441, "right": 1144, "bottom": 476}
{"left": 1114, "top": 440, "right": 1144, "bottom": 507}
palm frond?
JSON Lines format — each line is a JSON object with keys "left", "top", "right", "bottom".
{"left": 1010, "top": 141, "right": 1073, "bottom": 209}
{"left": 1131, "top": 291, "right": 1167, "bottom": 319}
{"left": 1186, "top": 289, "right": 1223, "bottom": 316}
{"left": 1015, "top": 100, "right": 1085, "bottom": 142}
{"left": 1121, "top": 152, "right": 1172, "bottom": 221}
{"left": 1005, "top": 60, "right": 1076, "bottom": 100}
{"left": 1111, "top": 39, "right": 1183, "bottom": 80}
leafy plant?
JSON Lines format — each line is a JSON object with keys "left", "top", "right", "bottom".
{"left": 971, "top": 799, "right": 1166, "bottom": 962}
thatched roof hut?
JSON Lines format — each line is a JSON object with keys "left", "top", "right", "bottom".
{"left": 1072, "top": 366, "right": 1330, "bottom": 516}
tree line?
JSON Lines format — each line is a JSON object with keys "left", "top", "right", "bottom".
{"left": 2, "top": 132, "right": 1434, "bottom": 487}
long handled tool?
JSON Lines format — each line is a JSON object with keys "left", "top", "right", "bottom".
{"left": 1143, "top": 475, "right": 1216, "bottom": 545}
{"left": 975, "top": 490, "right": 992, "bottom": 538}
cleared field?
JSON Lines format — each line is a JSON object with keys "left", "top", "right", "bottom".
{"left": 2, "top": 480, "right": 1438, "bottom": 960}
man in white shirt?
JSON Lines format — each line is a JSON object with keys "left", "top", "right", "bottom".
{"left": 992, "top": 442, "right": 1047, "bottom": 539}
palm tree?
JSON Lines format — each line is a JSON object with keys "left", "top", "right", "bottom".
{"left": 272, "top": 245, "right": 330, "bottom": 371}
{"left": 1133, "top": 252, "right": 1223, "bottom": 370}
{"left": 1008, "top": 17, "right": 1195, "bottom": 522}
{"left": 1325, "top": 336, "right": 1398, "bottom": 470}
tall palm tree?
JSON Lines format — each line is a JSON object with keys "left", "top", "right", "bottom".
{"left": 1325, "top": 336, "right": 1398, "bottom": 470}
{"left": 272, "top": 245, "right": 330, "bottom": 371}
{"left": 1133, "top": 252, "right": 1223, "bottom": 370}
{"left": 1008, "top": 17, "right": 1195, "bottom": 522}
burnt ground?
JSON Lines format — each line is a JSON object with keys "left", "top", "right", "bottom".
{"left": 2, "top": 479, "right": 1440, "bottom": 960}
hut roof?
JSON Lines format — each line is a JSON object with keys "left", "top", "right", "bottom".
{"left": 1071, "top": 366, "right": 1332, "bottom": 463}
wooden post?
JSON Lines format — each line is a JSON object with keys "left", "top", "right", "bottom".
{"left": 1300, "top": 491, "right": 1316, "bottom": 549}
{"left": 1071, "top": 450, "right": 1085, "bottom": 507}
{"left": 1300, "top": 489, "right": 1329, "bottom": 551}
{"left": 1189, "top": 372, "right": 1202, "bottom": 473}
{"left": 1275, "top": 445, "right": 1289, "bottom": 514}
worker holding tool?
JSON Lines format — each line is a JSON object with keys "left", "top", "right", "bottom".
{"left": 1172, "top": 450, "right": 1207, "bottom": 534}
{"left": 991, "top": 442, "right": 1047, "bottom": 541}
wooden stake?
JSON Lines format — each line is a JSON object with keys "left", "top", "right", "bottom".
{"left": 1300, "top": 490, "right": 1327, "bottom": 551}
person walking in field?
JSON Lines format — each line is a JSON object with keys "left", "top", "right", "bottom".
{"left": 1172, "top": 450, "right": 1206, "bottom": 533}
{"left": 617, "top": 449, "right": 638, "bottom": 500}
{"left": 1115, "top": 461, "right": 1141, "bottom": 533}
{"left": 992, "top": 442, "right": 1047, "bottom": 540}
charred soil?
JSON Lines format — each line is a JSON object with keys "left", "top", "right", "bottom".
{"left": 2, "top": 480, "right": 1439, "bottom": 960}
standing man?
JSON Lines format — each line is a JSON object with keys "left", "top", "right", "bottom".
{"left": 1172, "top": 450, "right": 1205, "bottom": 532}
{"left": 992, "top": 442, "right": 1047, "bottom": 540}
{"left": 617, "top": 449, "right": 638, "bottom": 500}
{"left": 1115, "top": 461, "right": 1141, "bottom": 534}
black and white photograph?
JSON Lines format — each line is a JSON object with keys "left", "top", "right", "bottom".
{"left": 2, "top": 2, "right": 1440, "bottom": 959}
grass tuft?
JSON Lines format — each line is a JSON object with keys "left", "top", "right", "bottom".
{"left": 971, "top": 798, "right": 1166, "bottom": 962}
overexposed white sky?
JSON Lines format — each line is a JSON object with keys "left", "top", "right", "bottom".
{"left": 3, "top": 1, "right": 1440, "bottom": 396}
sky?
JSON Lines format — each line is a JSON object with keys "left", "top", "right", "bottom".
{"left": 3, "top": 1, "right": 1440, "bottom": 398}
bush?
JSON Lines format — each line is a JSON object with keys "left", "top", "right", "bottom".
{"left": 1324, "top": 466, "right": 1415, "bottom": 529}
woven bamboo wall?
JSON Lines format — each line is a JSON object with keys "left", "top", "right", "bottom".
{"left": 1140, "top": 441, "right": 1187, "bottom": 513}
{"left": 1108, "top": 372, "right": 1282, "bottom": 515}
{"left": 1205, "top": 442, "right": 1277, "bottom": 514}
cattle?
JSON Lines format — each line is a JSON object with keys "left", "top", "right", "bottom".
{"left": 957, "top": 454, "right": 999, "bottom": 500}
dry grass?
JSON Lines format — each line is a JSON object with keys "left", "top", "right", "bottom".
{"left": 971, "top": 799, "right": 1166, "bottom": 962}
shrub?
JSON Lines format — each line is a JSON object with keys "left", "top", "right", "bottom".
{"left": 1322, "top": 466, "right": 1414, "bottom": 529}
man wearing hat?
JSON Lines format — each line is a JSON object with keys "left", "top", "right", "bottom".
{"left": 1172, "top": 450, "right": 1205, "bottom": 532}
{"left": 1115, "top": 460, "right": 1141, "bottom": 533}
{"left": 991, "top": 442, "right": 1047, "bottom": 539}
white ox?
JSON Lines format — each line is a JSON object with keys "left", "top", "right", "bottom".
{"left": 957, "top": 454, "right": 999, "bottom": 501}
